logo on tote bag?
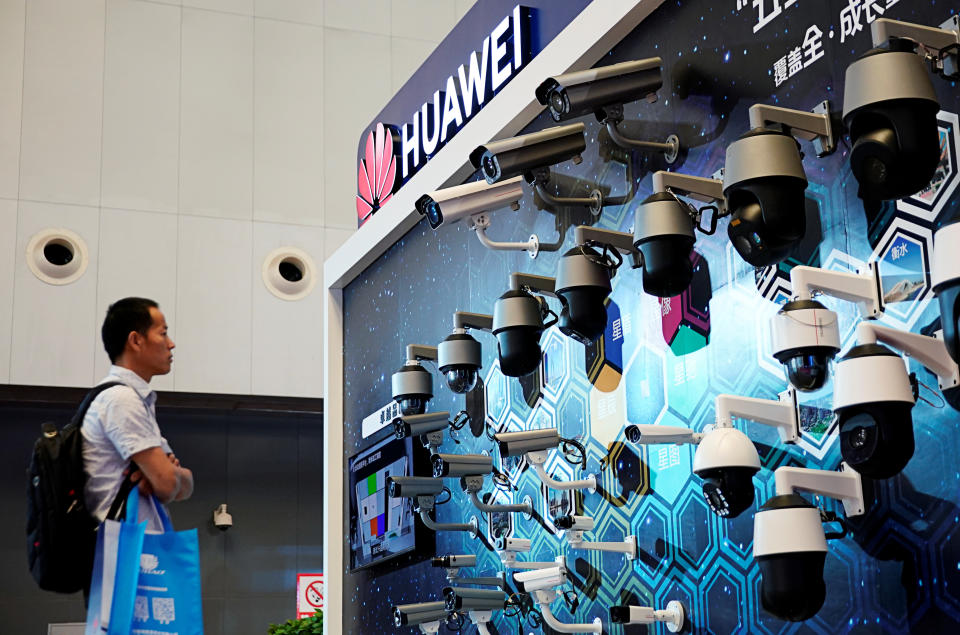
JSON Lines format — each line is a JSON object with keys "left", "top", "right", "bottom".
{"left": 140, "top": 553, "right": 164, "bottom": 575}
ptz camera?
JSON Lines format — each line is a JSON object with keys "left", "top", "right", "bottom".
{"left": 632, "top": 188, "right": 700, "bottom": 297}
{"left": 391, "top": 344, "right": 438, "bottom": 415}
{"left": 416, "top": 177, "right": 523, "bottom": 230}
{"left": 470, "top": 123, "right": 587, "bottom": 185}
{"left": 833, "top": 321, "right": 960, "bottom": 478}
{"left": 770, "top": 263, "right": 883, "bottom": 391}
{"left": 843, "top": 18, "right": 959, "bottom": 202}
{"left": 492, "top": 273, "right": 559, "bottom": 377}
{"left": 437, "top": 312, "right": 493, "bottom": 393}
{"left": 933, "top": 220, "right": 960, "bottom": 364}
{"left": 754, "top": 463, "right": 865, "bottom": 622}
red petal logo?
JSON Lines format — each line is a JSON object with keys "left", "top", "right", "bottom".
{"left": 356, "top": 123, "right": 397, "bottom": 225}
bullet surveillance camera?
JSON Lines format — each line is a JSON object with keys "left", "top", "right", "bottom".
{"left": 495, "top": 427, "right": 561, "bottom": 457}
{"left": 609, "top": 602, "right": 686, "bottom": 633}
{"left": 553, "top": 514, "right": 595, "bottom": 532}
{"left": 393, "top": 602, "right": 449, "bottom": 628}
{"left": 432, "top": 453, "right": 494, "bottom": 478}
{"left": 754, "top": 464, "right": 865, "bottom": 621}
{"left": 513, "top": 564, "right": 567, "bottom": 593}
{"left": 432, "top": 554, "right": 477, "bottom": 569}
{"left": 387, "top": 476, "right": 446, "bottom": 499}
{"left": 843, "top": 40, "right": 941, "bottom": 201}
{"left": 416, "top": 177, "right": 524, "bottom": 230}
{"left": 723, "top": 128, "right": 809, "bottom": 267}
{"left": 933, "top": 220, "right": 960, "bottom": 364}
{"left": 632, "top": 191, "right": 698, "bottom": 297}
{"left": 535, "top": 58, "right": 662, "bottom": 123}
{"left": 493, "top": 275, "right": 558, "bottom": 377}
{"left": 391, "top": 345, "right": 438, "bottom": 415}
{"left": 470, "top": 123, "right": 587, "bottom": 185}
{"left": 692, "top": 427, "right": 762, "bottom": 518}
{"left": 494, "top": 536, "right": 531, "bottom": 553}
{"left": 393, "top": 412, "right": 450, "bottom": 440}
{"left": 443, "top": 587, "right": 506, "bottom": 612}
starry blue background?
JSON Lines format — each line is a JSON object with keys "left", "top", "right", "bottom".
{"left": 340, "top": 1, "right": 960, "bottom": 633}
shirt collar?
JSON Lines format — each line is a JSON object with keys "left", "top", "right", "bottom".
{"left": 107, "top": 365, "right": 156, "bottom": 404}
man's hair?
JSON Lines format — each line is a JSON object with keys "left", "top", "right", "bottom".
{"left": 102, "top": 298, "right": 159, "bottom": 363}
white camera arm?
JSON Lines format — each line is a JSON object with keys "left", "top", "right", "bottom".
{"left": 774, "top": 462, "right": 865, "bottom": 517}
{"left": 468, "top": 611, "right": 494, "bottom": 635}
{"left": 530, "top": 589, "right": 603, "bottom": 634}
{"left": 525, "top": 449, "right": 597, "bottom": 493}
{"left": 856, "top": 322, "right": 960, "bottom": 391}
{"left": 748, "top": 102, "right": 836, "bottom": 156}
{"left": 789, "top": 263, "right": 883, "bottom": 318}
{"left": 714, "top": 388, "right": 800, "bottom": 443}
{"left": 872, "top": 17, "right": 960, "bottom": 77}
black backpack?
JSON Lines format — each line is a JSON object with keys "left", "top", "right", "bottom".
{"left": 25, "top": 381, "right": 129, "bottom": 593}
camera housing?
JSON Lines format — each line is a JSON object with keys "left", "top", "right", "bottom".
{"left": 437, "top": 312, "right": 493, "bottom": 394}
{"left": 933, "top": 220, "right": 960, "bottom": 364}
{"left": 536, "top": 58, "right": 662, "bottom": 122}
{"left": 723, "top": 128, "right": 808, "bottom": 266}
{"left": 391, "top": 345, "right": 438, "bottom": 416}
{"left": 754, "top": 464, "right": 864, "bottom": 621}
{"left": 213, "top": 503, "right": 232, "bottom": 531}
{"left": 470, "top": 123, "right": 587, "bottom": 185}
{"left": 386, "top": 476, "right": 446, "bottom": 499}
{"left": 442, "top": 587, "right": 506, "bottom": 612}
{"left": 770, "top": 299, "right": 841, "bottom": 391}
{"left": 553, "top": 514, "right": 594, "bottom": 532}
{"left": 432, "top": 453, "right": 494, "bottom": 478}
{"left": 432, "top": 554, "right": 477, "bottom": 569}
{"left": 632, "top": 191, "right": 698, "bottom": 297}
{"left": 513, "top": 564, "right": 567, "bottom": 593}
{"left": 495, "top": 427, "right": 561, "bottom": 456}
{"left": 843, "top": 40, "right": 941, "bottom": 201}
{"left": 393, "top": 602, "right": 449, "bottom": 628}
{"left": 833, "top": 344, "right": 915, "bottom": 478}
{"left": 608, "top": 602, "right": 686, "bottom": 633}
{"left": 416, "top": 177, "right": 524, "bottom": 230}
{"left": 692, "top": 427, "right": 762, "bottom": 518}
{"left": 393, "top": 412, "right": 450, "bottom": 440}
{"left": 494, "top": 536, "right": 531, "bottom": 553}
{"left": 492, "top": 274, "right": 558, "bottom": 377}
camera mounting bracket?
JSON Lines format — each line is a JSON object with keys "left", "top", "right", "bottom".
{"left": 856, "top": 322, "right": 960, "bottom": 391}
{"left": 416, "top": 495, "right": 479, "bottom": 537}
{"left": 525, "top": 449, "right": 597, "bottom": 492}
{"left": 470, "top": 213, "right": 552, "bottom": 259}
{"left": 774, "top": 462, "right": 865, "bottom": 517}
{"left": 416, "top": 621, "right": 441, "bottom": 635}
{"left": 789, "top": 262, "right": 884, "bottom": 318}
{"left": 531, "top": 589, "right": 603, "bottom": 634}
{"left": 462, "top": 475, "right": 533, "bottom": 515}
{"left": 599, "top": 103, "right": 680, "bottom": 164}
{"left": 498, "top": 549, "right": 562, "bottom": 570}
{"left": 652, "top": 171, "right": 727, "bottom": 215}
{"left": 509, "top": 273, "right": 558, "bottom": 297}
{"left": 748, "top": 102, "right": 837, "bottom": 157}
{"left": 468, "top": 611, "right": 494, "bottom": 635}
{"left": 872, "top": 17, "right": 960, "bottom": 77}
{"left": 564, "top": 529, "right": 638, "bottom": 560}
{"left": 405, "top": 344, "right": 439, "bottom": 363}
{"left": 452, "top": 311, "right": 494, "bottom": 332}
{"left": 714, "top": 387, "right": 800, "bottom": 444}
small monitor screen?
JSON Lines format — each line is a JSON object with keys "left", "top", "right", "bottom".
{"left": 348, "top": 434, "right": 425, "bottom": 570}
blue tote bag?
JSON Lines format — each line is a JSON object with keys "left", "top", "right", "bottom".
{"left": 87, "top": 487, "right": 203, "bottom": 635}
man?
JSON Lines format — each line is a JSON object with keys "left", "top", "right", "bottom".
{"left": 83, "top": 297, "right": 194, "bottom": 533}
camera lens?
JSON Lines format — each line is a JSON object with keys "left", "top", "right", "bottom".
{"left": 482, "top": 155, "right": 498, "bottom": 180}
{"left": 837, "top": 402, "right": 915, "bottom": 479}
{"left": 425, "top": 200, "right": 442, "bottom": 228}
{"left": 697, "top": 466, "right": 758, "bottom": 518}
{"left": 399, "top": 396, "right": 428, "bottom": 416}
{"left": 445, "top": 368, "right": 478, "bottom": 394}
{"left": 549, "top": 91, "right": 567, "bottom": 116}
{"left": 785, "top": 353, "right": 830, "bottom": 391}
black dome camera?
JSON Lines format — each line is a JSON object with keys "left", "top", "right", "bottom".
{"left": 691, "top": 427, "right": 762, "bottom": 518}
{"left": 632, "top": 191, "right": 697, "bottom": 297}
{"left": 723, "top": 129, "right": 809, "bottom": 267}
{"left": 833, "top": 343, "right": 916, "bottom": 478}
{"left": 843, "top": 40, "right": 941, "bottom": 201}
{"left": 492, "top": 289, "right": 554, "bottom": 378}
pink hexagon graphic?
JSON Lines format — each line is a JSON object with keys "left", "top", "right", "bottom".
{"left": 356, "top": 123, "right": 398, "bottom": 226}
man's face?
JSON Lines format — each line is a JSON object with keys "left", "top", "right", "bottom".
{"left": 138, "top": 307, "right": 175, "bottom": 376}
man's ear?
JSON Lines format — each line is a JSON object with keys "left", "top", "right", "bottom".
{"left": 126, "top": 330, "right": 143, "bottom": 354}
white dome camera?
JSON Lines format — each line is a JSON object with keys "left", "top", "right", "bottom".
{"left": 833, "top": 321, "right": 960, "bottom": 478}
{"left": 753, "top": 463, "right": 865, "bottom": 622}
{"left": 770, "top": 263, "right": 883, "bottom": 391}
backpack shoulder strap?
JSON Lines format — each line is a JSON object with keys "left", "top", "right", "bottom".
{"left": 70, "top": 381, "right": 125, "bottom": 429}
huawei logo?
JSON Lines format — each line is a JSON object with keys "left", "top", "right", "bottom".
{"left": 356, "top": 123, "right": 398, "bottom": 225}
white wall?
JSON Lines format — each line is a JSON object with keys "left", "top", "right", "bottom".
{"left": 0, "top": 0, "right": 474, "bottom": 396}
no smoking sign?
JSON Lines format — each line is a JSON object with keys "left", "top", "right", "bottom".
{"left": 297, "top": 573, "right": 324, "bottom": 618}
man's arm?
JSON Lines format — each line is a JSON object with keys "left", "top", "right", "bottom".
{"left": 130, "top": 446, "right": 194, "bottom": 503}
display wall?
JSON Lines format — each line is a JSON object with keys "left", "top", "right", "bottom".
{"left": 339, "top": 1, "right": 960, "bottom": 633}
